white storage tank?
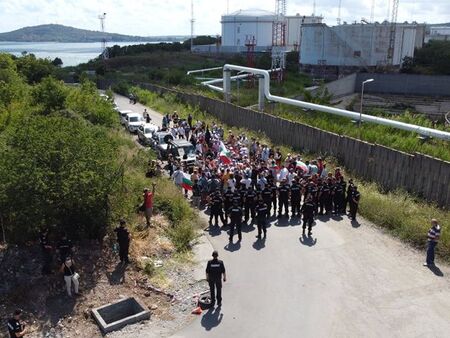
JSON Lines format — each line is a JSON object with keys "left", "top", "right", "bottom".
{"left": 221, "top": 9, "right": 276, "bottom": 48}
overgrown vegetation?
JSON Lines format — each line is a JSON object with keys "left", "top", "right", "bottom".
{"left": 401, "top": 40, "right": 450, "bottom": 75}
{"left": 0, "top": 53, "right": 198, "bottom": 250}
{"left": 131, "top": 87, "right": 450, "bottom": 261}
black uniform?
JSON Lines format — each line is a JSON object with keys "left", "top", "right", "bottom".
{"left": 333, "top": 183, "right": 345, "bottom": 214}
{"left": 349, "top": 189, "right": 361, "bottom": 220}
{"left": 278, "top": 183, "right": 290, "bottom": 217}
{"left": 39, "top": 229, "right": 52, "bottom": 275}
{"left": 228, "top": 204, "right": 243, "bottom": 242}
{"left": 261, "top": 187, "right": 273, "bottom": 216}
{"left": 338, "top": 180, "right": 347, "bottom": 214}
{"left": 7, "top": 318, "right": 23, "bottom": 338}
{"left": 301, "top": 199, "right": 315, "bottom": 235}
{"left": 319, "top": 183, "right": 333, "bottom": 215}
{"left": 206, "top": 258, "right": 226, "bottom": 306}
{"left": 223, "top": 188, "right": 234, "bottom": 222}
{"left": 58, "top": 237, "right": 73, "bottom": 262}
{"left": 290, "top": 182, "right": 301, "bottom": 217}
{"left": 256, "top": 201, "right": 268, "bottom": 238}
{"left": 244, "top": 188, "right": 257, "bottom": 223}
{"left": 270, "top": 184, "right": 278, "bottom": 216}
{"left": 114, "top": 225, "right": 130, "bottom": 263}
{"left": 209, "top": 192, "right": 226, "bottom": 226}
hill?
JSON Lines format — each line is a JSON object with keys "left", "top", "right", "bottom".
{"left": 0, "top": 24, "right": 187, "bottom": 42}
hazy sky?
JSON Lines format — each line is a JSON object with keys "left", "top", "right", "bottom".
{"left": 0, "top": 0, "right": 448, "bottom": 36}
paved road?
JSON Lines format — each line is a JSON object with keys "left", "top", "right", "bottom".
{"left": 115, "top": 95, "right": 450, "bottom": 338}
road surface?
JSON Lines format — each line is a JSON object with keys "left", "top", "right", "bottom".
{"left": 115, "top": 94, "right": 450, "bottom": 338}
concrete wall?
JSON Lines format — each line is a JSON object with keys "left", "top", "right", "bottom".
{"left": 312, "top": 73, "right": 450, "bottom": 98}
{"left": 356, "top": 73, "right": 450, "bottom": 97}
{"left": 138, "top": 83, "right": 450, "bottom": 208}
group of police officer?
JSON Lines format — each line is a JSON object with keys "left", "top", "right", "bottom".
{"left": 207, "top": 175, "right": 360, "bottom": 242}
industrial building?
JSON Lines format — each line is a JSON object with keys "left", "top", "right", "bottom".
{"left": 218, "top": 8, "right": 322, "bottom": 52}
{"left": 425, "top": 26, "right": 450, "bottom": 42}
{"left": 299, "top": 22, "right": 426, "bottom": 70}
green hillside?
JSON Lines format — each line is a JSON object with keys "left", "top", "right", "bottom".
{"left": 0, "top": 24, "right": 186, "bottom": 43}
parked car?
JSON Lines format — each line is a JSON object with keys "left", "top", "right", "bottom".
{"left": 125, "top": 113, "right": 144, "bottom": 133}
{"left": 158, "top": 138, "right": 196, "bottom": 168}
{"left": 137, "top": 123, "right": 159, "bottom": 146}
{"left": 152, "top": 131, "right": 173, "bottom": 153}
{"left": 119, "top": 110, "right": 133, "bottom": 125}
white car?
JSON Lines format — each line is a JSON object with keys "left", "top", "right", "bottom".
{"left": 119, "top": 110, "right": 133, "bottom": 125}
{"left": 125, "top": 113, "right": 144, "bottom": 133}
{"left": 137, "top": 123, "right": 159, "bottom": 146}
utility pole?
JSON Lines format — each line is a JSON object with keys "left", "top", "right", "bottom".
{"left": 98, "top": 13, "right": 108, "bottom": 59}
{"left": 190, "top": 0, "right": 195, "bottom": 52}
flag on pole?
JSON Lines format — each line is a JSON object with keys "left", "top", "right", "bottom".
{"left": 182, "top": 172, "right": 193, "bottom": 191}
{"left": 219, "top": 141, "right": 232, "bottom": 164}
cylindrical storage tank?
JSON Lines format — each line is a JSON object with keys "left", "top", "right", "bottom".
{"left": 221, "top": 9, "right": 276, "bottom": 47}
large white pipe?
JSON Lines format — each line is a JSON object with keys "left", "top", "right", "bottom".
{"left": 186, "top": 67, "right": 223, "bottom": 75}
{"left": 223, "top": 64, "right": 450, "bottom": 141}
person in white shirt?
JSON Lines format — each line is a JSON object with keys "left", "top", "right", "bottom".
{"left": 171, "top": 167, "right": 185, "bottom": 189}
{"left": 227, "top": 175, "right": 236, "bottom": 192}
{"left": 240, "top": 175, "right": 251, "bottom": 189}
{"left": 278, "top": 166, "right": 288, "bottom": 182}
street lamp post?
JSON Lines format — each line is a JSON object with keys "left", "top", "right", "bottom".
{"left": 359, "top": 78, "right": 374, "bottom": 128}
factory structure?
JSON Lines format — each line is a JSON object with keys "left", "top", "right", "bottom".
{"left": 192, "top": 0, "right": 440, "bottom": 74}
{"left": 299, "top": 22, "right": 426, "bottom": 70}
{"left": 220, "top": 9, "right": 322, "bottom": 51}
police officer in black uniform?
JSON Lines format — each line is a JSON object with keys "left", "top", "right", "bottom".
{"left": 228, "top": 200, "right": 243, "bottom": 242}
{"left": 278, "top": 179, "right": 290, "bottom": 218}
{"left": 223, "top": 186, "right": 234, "bottom": 224}
{"left": 301, "top": 196, "right": 315, "bottom": 236}
{"left": 349, "top": 186, "right": 361, "bottom": 221}
{"left": 205, "top": 250, "right": 226, "bottom": 307}
{"left": 270, "top": 182, "right": 278, "bottom": 217}
{"left": 262, "top": 184, "right": 273, "bottom": 216}
{"left": 338, "top": 177, "right": 347, "bottom": 214}
{"left": 290, "top": 179, "right": 301, "bottom": 217}
{"left": 244, "top": 186, "right": 257, "bottom": 223}
{"left": 345, "top": 179, "right": 355, "bottom": 213}
{"left": 333, "top": 179, "right": 344, "bottom": 214}
{"left": 7, "top": 309, "right": 27, "bottom": 338}
{"left": 114, "top": 219, "right": 130, "bottom": 264}
{"left": 256, "top": 198, "right": 269, "bottom": 238}
{"left": 39, "top": 227, "right": 53, "bottom": 275}
{"left": 58, "top": 232, "right": 73, "bottom": 262}
{"left": 209, "top": 190, "right": 226, "bottom": 227}
{"left": 318, "top": 179, "right": 332, "bottom": 215}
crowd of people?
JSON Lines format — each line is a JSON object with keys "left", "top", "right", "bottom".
{"left": 160, "top": 112, "right": 361, "bottom": 242}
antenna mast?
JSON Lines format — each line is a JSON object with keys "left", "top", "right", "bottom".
{"left": 387, "top": 0, "right": 399, "bottom": 65}
{"left": 272, "top": 0, "right": 287, "bottom": 82}
{"left": 98, "top": 13, "right": 108, "bottom": 59}
{"left": 190, "top": 0, "right": 195, "bottom": 52}
{"left": 370, "top": 0, "right": 375, "bottom": 23}
{"left": 337, "top": 0, "right": 342, "bottom": 25}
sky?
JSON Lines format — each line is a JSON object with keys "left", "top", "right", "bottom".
{"left": 0, "top": 0, "right": 449, "bottom": 36}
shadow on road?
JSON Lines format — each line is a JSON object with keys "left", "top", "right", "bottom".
{"left": 427, "top": 265, "right": 444, "bottom": 277}
{"left": 241, "top": 222, "right": 256, "bottom": 233}
{"left": 201, "top": 307, "right": 223, "bottom": 331}
{"left": 299, "top": 234, "right": 317, "bottom": 247}
{"left": 207, "top": 225, "right": 222, "bottom": 237}
{"left": 106, "top": 262, "right": 127, "bottom": 285}
{"left": 252, "top": 238, "right": 266, "bottom": 250}
{"left": 274, "top": 217, "right": 299, "bottom": 227}
{"left": 224, "top": 241, "right": 241, "bottom": 252}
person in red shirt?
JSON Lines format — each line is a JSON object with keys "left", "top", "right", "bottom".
{"left": 143, "top": 183, "right": 156, "bottom": 227}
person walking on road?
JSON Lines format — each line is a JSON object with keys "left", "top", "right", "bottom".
{"left": 7, "top": 309, "right": 28, "bottom": 338}
{"left": 114, "top": 219, "right": 130, "bottom": 264}
{"left": 206, "top": 250, "right": 226, "bottom": 307}
{"left": 228, "top": 200, "right": 243, "bottom": 242}
{"left": 424, "top": 219, "right": 441, "bottom": 267}
{"left": 301, "top": 196, "right": 315, "bottom": 236}
{"left": 143, "top": 184, "right": 156, "bottom": 227}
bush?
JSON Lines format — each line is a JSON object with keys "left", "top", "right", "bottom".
{"left": 166, "top": 222, "right": 197, "bottom": 252}
{"left": 0, "top": 116, "right": 119, "bottom": 242}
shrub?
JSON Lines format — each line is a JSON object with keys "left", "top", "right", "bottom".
{"left": 166, "top": 222, "right": 197, "bottom": 252}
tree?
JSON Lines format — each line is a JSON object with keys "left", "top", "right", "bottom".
{"left": 0, "top": 116, "right": 119, "bottom": 242}
{"left": 31, "top": 76, "right": 68, "bottom": 114}
{"left": 52, "top": 57, "right": 63, "bottom": 67}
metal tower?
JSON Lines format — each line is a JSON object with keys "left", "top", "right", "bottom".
{"left": 271, "top": 0, "right": 287, "bottom": 82}
{"left": 370, "top": 0, "right": 375, "bottom": 23}
{"left": 98, "top": 13, "right": 108, "bottom": 59}
{"left": 387, "top": 0, "right": 399, "bottom": 65}
{"left": 190, "top": 0, "right": 195, "bottom": 52}
{"left": 337, "top": 0, "right": 342, "bottom": 25}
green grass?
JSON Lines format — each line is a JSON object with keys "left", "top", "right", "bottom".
{"left": 132, "top": 87, "right": 450, "bottom": 262}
